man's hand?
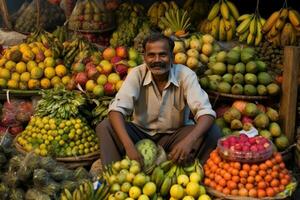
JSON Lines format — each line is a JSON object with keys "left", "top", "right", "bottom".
{"left": 168, "top": 137, "right": 194, "bottom": 164}
{"left": 125, "top": 145, "right": 144, "bottom": 166}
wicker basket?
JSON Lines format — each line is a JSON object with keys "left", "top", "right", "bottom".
{"left": 208, "top": 91, "right": 270, "bottom": 100}
{"left": 14, "top": 136, "right": 100, "bottom": 169}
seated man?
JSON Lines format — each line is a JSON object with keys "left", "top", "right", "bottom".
{"left": 96, "top": 33, "right": 221, "bottom": 166}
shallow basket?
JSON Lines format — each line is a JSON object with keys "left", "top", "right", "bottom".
{"left": 14, "top": 136, "right": 100, "bottom": 169}
{"left": 208, "top": 91, "right": 271, "bottom": 100}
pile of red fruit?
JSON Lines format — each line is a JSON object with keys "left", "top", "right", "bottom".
{"left": 218, "top": 134, "right": 273, "bottom": 163}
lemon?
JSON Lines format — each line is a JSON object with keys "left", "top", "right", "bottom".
{"left": 170, "top": 184, "right": 184, "bottom": 199}
{"left": 27, "top": 60, "right": 38, "bottom": 72}
{"left": 16, "top": 62, "right": 27, "bottom": 73}
{"left": 11, "top": 72, "right": 20, "bottom": 82}
{"left": 28, "top": 79, "right": 40, "bottom": 89}
{"left": 5, "top": 60, "right": 16, "bottom": 70}
{"left": 44, "top": 49, "right": 53, "bottom": 57}
{"left": 7, "top": 79, "right": 18, "bottom": 89}
{"left": 183, "top": 196, "right": 195, "bottom": 200}
{"left": 38, "top": 62, "right": 46, "bottom": 69}
{"left": 62, "top": 75, "right": 71, "bottom": 85}
{"left": 44, "top": 67, "right": 56, "bottom": 79}
{"left": 51, "top": 76, "right": 61, "bottom": 87}
{"left": 55, "top": 64, "right": 67, "bottom": 77}
{"left": 129, "top": 186, "right": 141, "bottom": 199}
{"left": 40, "top": 149, "right": 48, "bottom": 156}
{"left": 0, "top": 58, "right": 7, "bottom": 67}
{"left": 31, "top": 66, "right": 43, "bottom": 79}
{"left": 0, "top": 68, "right": 11, "bottom": 79}
{"left": 20, "top": 72, "right": 31, "bottom": 82}
{"left": 198, "top": 194, "right": 211, "bottom": 200}
{"left": 186, "top": 182, "right": 200, "bottom": 198}
{"left": 40, "top": 78, "right": 51, "bottom": 89}
{"left": 0, "top": 78, "right": 7, "bottom": 88}
{"left": 143, "top": 182, "right": 156, "bottom": 197}
{"left": 138, "top": 195, "right": 149, "bottom": 200}
{"left": 178, "top": 174, "right": 190, "bottom": 187}
{"left": 190, "top": 172, "right": 202, "bottom": 183}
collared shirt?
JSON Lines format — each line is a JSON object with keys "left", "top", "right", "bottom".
{"left": 108, "top": 63, "right": 216, "bottom": 136}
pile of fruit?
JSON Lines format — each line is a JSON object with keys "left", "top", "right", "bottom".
{"left": 70, "top": 46, "right": 142, "bottom": 97}
{"left": 199, "top": 46, "right": 281, "bottom": 96}
{"left": 102, "top": 158, "right": 211, "bottom": 200}
{"left": 204, "top": 150, "right": 295, "bottom": 198}
{"left": 204, "top": 0, "right": 239, "bottom": 41}
{"left": 17, "top": 88, "right": 99, "bottom": 157}
{"left": 0, "top": 137, "right": 91, "bottom": 200}
{"left": 262, "top": 7, "right": 300, "bottom": 47}
{"left": 173, "top": 34, "right": 220, "bottom": 71}
{"left": 110, "top": 3, "right": 149, "bottom": 47}
{"left": 0, "top": 42, "right": 71, "bottom": 90}
{"left": 68, "top": 0, "right": 114, "bottom": 31}
{"left": 215, "top": 101, "right": 290, "bottom": 151}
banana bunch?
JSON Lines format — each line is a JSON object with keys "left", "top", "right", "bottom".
{"left": 91, "top": 97, "right": 112, "bottom": 126}
{"left": 236, "top": 13, "right": 266, "bottom": 46}
{"left": 60, "top": 180, "right": 109, "bottom": 200}
{"left": 160, "top": 9, "right": 191, "bottom": 37}
{"left": 262, "top": 8, "right": 300, "bottom": 47}
{"left": 52, "top": 26, "right": 69, "bottom": 43}
{"left": 205, "top": 0, "right": 239, "bottom": 41}
{"left": 26, "top": 29, "right": 64, "bottom": 58}
{"left": 116, "top": 2, "right": 145, "bottom": 25}
{"left": 147, "top": 1, "right": 178, "bottom": 29}
{"left": 151, "top": 159, "right": 204, "bottom": 197}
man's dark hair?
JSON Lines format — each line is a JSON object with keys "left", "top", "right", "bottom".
{"left": 142, "top": 33, "right": 175, "bottom": 53}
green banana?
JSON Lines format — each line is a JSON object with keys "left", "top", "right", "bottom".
{"left": 160, "top": 176, "right": 172, "bottom": 196}
{"left": 159, "top": 160, "right": 173, "bottom": 172}
{"left": 207, "top": 1, "right": 221, "bottom": 21}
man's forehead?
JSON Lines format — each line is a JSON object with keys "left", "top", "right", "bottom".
{"left": 145, "top": 40, "right": 170, "bottom": 51}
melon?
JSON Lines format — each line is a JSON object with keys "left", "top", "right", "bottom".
{"left": 135, "top": 139, "right": 158, "bottom": 168}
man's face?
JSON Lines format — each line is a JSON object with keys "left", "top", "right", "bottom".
{"left": 144, "top": 40, "right": 172, "bottom": 76}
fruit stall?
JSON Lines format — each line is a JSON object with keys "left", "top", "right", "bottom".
{"left": 0, "top": 0, "right": 300, "bottom": 199}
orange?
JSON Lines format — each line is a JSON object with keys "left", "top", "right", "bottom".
{"left": 271, "top": 171, "right": 279, "bottom": 179}
{"left": 240, "top": 178, "right": 247, "bottom": 184}
{"left": 212, "top": 155, "right": 221, "bottom": 164}
{"left": 279, "top": 162, "right": 285, "bottom": 169}
{"left": 258, "top": 181, "right": 267, "bottom": 189}
{"left": 247, "top": 176, "right": 255, "bottom": 184}
{"left": 223, "top": 163, "right": 230, "bottom": 170}
{"left": 219, "top": 178, "right": 226, "bottom": 187}
{"left": 255, "top": 175, "right": 263, "bottom": 182}
{"left": 242, "top": 164, "right": 251, "bottom": 171}
{"left": 251, "top": 164, "right": 259, "bottom": 171}
{"left": 270, "top": 179, "right": 279, "bottom": 187}
{"left": 216, "top": 184, "right": 223, "bottom": 192}
{"left": 224, "top": 173, "right": 232, "bottom": 181}
{"left": 227, "top": 181, "right": 237, "bottom": 190}
{"left": 239, "top": 170, "right": 248, "bottom": 178}
{"left": 265, "top": 174, "right": 273, "bottom": 182}
{"left": 233, "top": 162, "right": 241, "bottom": 170}
{"left": 249, "top": 170, "right": 256, "bottom": 177}
{"left": 232, "top": 175, "right": 240, "bottom": 183}
{"left": 231, "top": 189, "right": 239, "bottom": 196}
{"left": 259, "top": 163, "right": 268, "bottom": 171}
{"left": 231, "top": 168, "right": 239, "bottom": 176}
{"left": 274, "top": 153, "right": 283, "bottom": 163}
{"left": 238, "top": 183, "right": 245, "bottom": 189}
{"left": 258, "top": 170, "right": 267, "bottom": 177}
{"left": 210, "top": 181, "right": 216, "bottom": 188}
{"left": 222, "top": 187, "right": 231, "bottom": 195}
{"left": 204, "top": 178, "right": 211, "bottom": 186}
{"left": 248, "top": 188, "right": 258, "bottom": 197}
{"left": 214, "top": 175, "right": 222, "bottom": 183}
{"left": 272, "top": 165, "right": 280, "bottom": 171}
{"left": 266, "top": 187, "right": 275, "bottom": 197}
{"left": 208, "top": 172, "right": 215, "bottom": 179}
{"left": 265, "top": 160, "right": 273, "bottom": 168}
{"left": 238, "top": 188, "right": 248, "bottom": 197}
{"left": 271, "top": 158, "right": 277, "bottom": 165}
{"left": 245, "top": 183, "right": 254, "bottom": 190}
{"left": 257, "top": 189, "right": 266, "bottom": 198}
{"left": 279, "top": 185, "right": 285, "bottom": 192}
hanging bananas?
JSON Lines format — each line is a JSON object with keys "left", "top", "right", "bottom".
{"left": 236, "top": 13, "right": 266, "bottom": 46}
{"left": 205, "top": 0, "right": 239, "bottom": 41}
{"left": 263, "top": 8, "right": 300, "bottom": 47}
{"left": 160, "top": 9, "right": 191, "bottom": 37}
{"left": 147, "top": 1, "right": 178, "bottom": 29}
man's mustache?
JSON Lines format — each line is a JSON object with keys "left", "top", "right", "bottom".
{"left": 149, "top": 62, "right": 167, "bottom": 68}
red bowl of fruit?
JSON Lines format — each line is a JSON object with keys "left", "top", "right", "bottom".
{"left": 217, "top": 134, "right": 273, "bottom": 163}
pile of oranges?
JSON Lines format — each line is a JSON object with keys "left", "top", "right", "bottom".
{"left": 203, "top": 150, "right": 292, "bottom": 198}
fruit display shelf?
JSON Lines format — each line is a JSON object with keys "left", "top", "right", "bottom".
{"left": 13, "top": 135, "right": 100, "bottom": 169}
{"left": 208, "top": 90, "right": 270, "bottom": 101}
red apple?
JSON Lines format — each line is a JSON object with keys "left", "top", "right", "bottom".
{"left": 250, "top": 145, "right": 258, "bottom": 152}
{"left": 116, "top": 46, "right": 128, "bottom": 59}
{"left": 242, "top": 146, "right": 249, "bottom": 152}
{"left": 87, "top": 67, "right": 99, "bottom": 80}
{"left": 115, "top": 64, "right": 128, "bottom": 78}
{"left": 242, "top": 116, "right": 253, "bottom": 124}
{"left": 248, "top": 137, "right": 256, "bottom": 145}
{"left": 75, "top": 72, "right": 88, "bottom": 86}
{"left": 239, "top": 134, "right": 249, "bottom": 142}
{"left": 85, "top": 62, "right": 96, "bottom": 72}
{"left": 110, "top": 56, "right": 122, "bottom": 66}
{"left": 104, "top": 82, "right": 116, "bottom": 96}
{"left": 257, "top": 104, "right": 266, "bottom": 113}
{"left": 215, "top": 105, "right": 231, "bottom": 118}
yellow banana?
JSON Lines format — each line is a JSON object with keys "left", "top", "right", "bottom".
{"left": 238, "top": 14, "right": 252, "bottom": 22}
{"left": 270, "top": 25, "right": 279, "bottom": 37}
{"left": 247, "top": 33, "right": 255, "bottom": 45}
{"left": 204, "top": 21, "right": 212, "bottom": 33}
{"left": 288, "top": 9, "right": 300, "bottom": 28}
{"left": 249, "top": 16, "right": 257, "bottom": 35}
{"left": 290, "top": 26, "right": 297, "bottom": 45}
{"left": 279, "top": 8, "right": 289, "bottom": 20}
{"left": 220, "top": 1, "right": 230, "bottom": 20}
{"left": 229, "top": 15, "right": 236, "bottom": 33}
{"left": 226, "top": 0, "right": 239, "bottom": 20}
{"left": 275, "top": 18, "right": 286, "bottom": 31}
{"left": 255, "top": 30, "right": 263, "bottom": 46}
{"left": 219, "top": 19, "right": 226, "bottom": 41}
{"left": 208, "top": 2, "right": 220, "bottom": 21}
{"left": 236, "top": 15, "right": 253, "bottom": 34}
{"left": 281, "top": 23, "right": 292, "bottom": 46}
{"left": 262, "top": 11, "right": 280, "bottom": 33}
{"left": 211, "top": 16, "right": 220, "bottom": 38}
{"left": 259, "top": 17, "right": 266, "bottom": 26}
{"left": 224, "top": 19, "right": 232, "bottom": 31}
{"left": 226, "top": 26, "right": 234, "bottom": 40}
{"left": 239, "top": 30, "right": 249, "bottom": 42}
{"left": 269, "top": 32, "right": 281, "bottom": 46}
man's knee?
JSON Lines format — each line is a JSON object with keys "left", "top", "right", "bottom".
{"left": 96, "top": 119, "right": 112, "bottom": 138}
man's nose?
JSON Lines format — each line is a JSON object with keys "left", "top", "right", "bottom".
{"left": 154, "top": 55, "right": 161, "bottom": 61}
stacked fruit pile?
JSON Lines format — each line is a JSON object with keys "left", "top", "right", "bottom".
{"left": 204, "top": 150, "right": 294, "bottom": 198}
{"left": 215, "top": 101, "right": 289, "bottom": 151}
{"left": 103, "top": 158, "right": 210, "bottom": 200}
{"left": 204, "top": 0, "right": 239, "bottom": 41}
{"left": 17, "top": 88, "right": 99, "bottom": 157}
{"left": 0, "top": 42, "right": 70, "bottom": 90}
{"left": 236, "top": 13, "right": 266, "bottom": 46}
{"left": 68, "top": 0, "right": 114, "bottom": 31}
{"left": 262, "top": 8, "right": 300, "bottom": 47}
{"left": 173, "top": 34, "right": 220, "bottom": 71}
{"left": 147, "top": 1, "right": 178, "bottom": 29}
{"left": 199, "top": 46, "right": 280, "bottom": 96}
{"left": 70, "top": 46, "right": 142, "bottom": 97}
{"left": 110, "top": 3, "right": 149, "bottom": 47}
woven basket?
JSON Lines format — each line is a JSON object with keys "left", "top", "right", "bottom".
{"left": 206, "top": 187, "right": 292, "bottom": 200}
{"left": 208, "top": 91, "right": 270, "bottom": 101}
{"left": 14, "top": 136, "right": 100, "bottom": 169}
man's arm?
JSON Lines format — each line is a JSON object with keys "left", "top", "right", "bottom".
{"left": 168, "top": 114, "right": 214, "bottom": 163}
{"left": 109, "top": 111, "right": 143, "bottom": 164}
